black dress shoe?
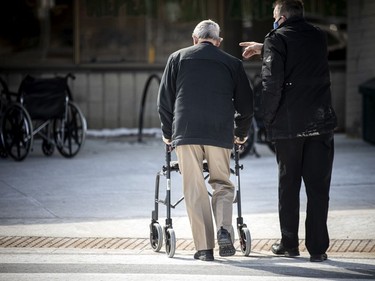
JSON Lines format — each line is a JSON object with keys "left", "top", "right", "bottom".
{"left": 310, "top": 253, "right": 328, "bottom": 262}
{"left": 217, "top": 227, "right": 236, "bottom": 257}
{"left": 271, "top": 243, "right": 300, "bottom": 257}
{"left": 194, "top": 249, "right": 214, "bottom": 261}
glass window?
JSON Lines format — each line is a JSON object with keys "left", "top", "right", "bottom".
{"left": 78, "top": 0, "right": 209, "bottom": 64}
{"left": 0, "top": 0, "right": 73, "bottom": 65}
{"left": 0, "top": 0, "right": 346, "bottom": 66}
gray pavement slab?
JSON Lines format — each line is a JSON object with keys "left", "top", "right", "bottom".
{"left": 0, "top": 248, "right": 374, "bottom": 280}
{"left": 0, "top": 133, "right": 374, "bottom": 241}
{"left": 0, "top": 132, "right": 375, "bottom": 280}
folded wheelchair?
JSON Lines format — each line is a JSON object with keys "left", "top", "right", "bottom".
{"left": 0, "top": 73, "right": 87, "bottom": 161}
{"left": 149, "top": 144, "right": 251, "bottom": 258}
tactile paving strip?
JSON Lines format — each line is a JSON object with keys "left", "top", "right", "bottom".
{"left": 0, "top": 236, "right": 374, "bottom": 253}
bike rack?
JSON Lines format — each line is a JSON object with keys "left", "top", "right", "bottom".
{"left": 138, "top": 74, "right": 161, "bottom": 142}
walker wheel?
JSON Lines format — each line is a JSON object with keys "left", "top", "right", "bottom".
{"left": 165, "top": 228, "right": 176, "bottom": 258}
{"left": 149, "top": 223, "right": 163, "bottom": 252}
{"left": 239, "top": 226, "right": 251, "bottom": 256}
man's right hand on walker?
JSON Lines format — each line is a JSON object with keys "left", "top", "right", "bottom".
{"left": 239, "top": 41, "right": 263, "bottom": 59}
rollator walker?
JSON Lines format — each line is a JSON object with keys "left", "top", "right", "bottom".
{"left": 149, "top": 144, "right": 251, "bottom": 258}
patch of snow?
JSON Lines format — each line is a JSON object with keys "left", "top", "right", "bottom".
{"left": 87, "top": 128, "right": 162, "bottom": 138}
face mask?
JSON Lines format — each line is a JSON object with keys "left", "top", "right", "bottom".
{"left": 273, "top": 17, "right": 281, "bottom": 29}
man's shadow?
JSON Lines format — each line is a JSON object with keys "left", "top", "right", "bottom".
{"left": 218, "top": 252, "right": 375, "bottom": 279}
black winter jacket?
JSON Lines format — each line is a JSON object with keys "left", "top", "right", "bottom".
{"left": 261, "top": 16, "right": 337, "bottom": 141}
{"left": 157, "top": 42, "right": 253, "bottom": 149}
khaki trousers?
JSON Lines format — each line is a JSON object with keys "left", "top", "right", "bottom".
{"left": 175, "top": 144, "right": 235, "bottom": 251}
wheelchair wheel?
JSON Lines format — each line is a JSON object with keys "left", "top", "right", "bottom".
{"left": 150, "top": 222, "right": 163, "bottom": 252}
{"left": 53, "top": 101, "right": 86, "bottom": 158}
{"left": 238, "top": 226, "right": 251, "bottom": 256}
{"left": 165, "top": 228, "right": 176, "bottom": 258}
{"left": 1, "top": 103, "right": 33, "bottom": 161}
{"left": 42, "top": 140, "right": 55, "bottom": 156}
{"left": 0, "top": 148, "right": 7, "bottom": 158}
{"left": 0, "top": 135, "right": 7, "bottom": 158}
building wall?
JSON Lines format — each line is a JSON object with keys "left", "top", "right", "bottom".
{"left": 347, "top": 0, "right": 375, "bottom": 137}
{"left": 1, "top": 64, "right": 346, "bottom": 131}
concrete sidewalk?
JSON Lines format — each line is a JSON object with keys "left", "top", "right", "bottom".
{"left": 0, "top": 133, "right": 374, "bottom": 243}
{"left": 0, "top": 133, "right": 375, "bottom": 280}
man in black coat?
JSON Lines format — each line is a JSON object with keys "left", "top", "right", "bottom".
{"left": 240, "top": 0, "right": 337, "bottom": 262}
{"left": 158, "top": 19, "right": 253, "bottom": 261}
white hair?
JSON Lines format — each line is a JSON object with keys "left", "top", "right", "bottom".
{"left": 192, "top": 19, "right": 221, "bottom": 40}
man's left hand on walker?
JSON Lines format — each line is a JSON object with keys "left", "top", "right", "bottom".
{"left": 234, "top": 136, "right": 248, "bottom": 145}
{"left": 162, "top": 136, "right": 172, "bottom": 145}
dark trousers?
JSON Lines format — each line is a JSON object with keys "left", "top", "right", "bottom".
{"left": 274, "top": 133, "right": 334, "bottom": 255}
